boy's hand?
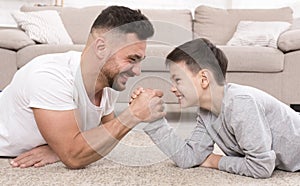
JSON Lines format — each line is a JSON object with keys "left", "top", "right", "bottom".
{"left": 129, "top": 87, "right": 145, "bottom": 104}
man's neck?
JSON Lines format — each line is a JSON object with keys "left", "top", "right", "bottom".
{"left": 81, "top": 62, "right": 105, "bottom": 106}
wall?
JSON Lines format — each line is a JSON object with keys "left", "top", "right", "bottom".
{"left": 0, "top": 0, "right": 299, "bottom": 27}
{"left": 231, "top": 0, "right": 300, "bottom": 17}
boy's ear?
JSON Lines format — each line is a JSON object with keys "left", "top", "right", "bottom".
{"left": 94, "top": 37, "right": 106, "bottom": 59}
{"left": 198, "top": 69, "right": 209, "bottom": 89}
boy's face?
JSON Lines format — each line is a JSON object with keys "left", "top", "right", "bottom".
{"left": 169, "top": 61, "right": 200, "bottom": 108}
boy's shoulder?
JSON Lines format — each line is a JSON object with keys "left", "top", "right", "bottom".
{"left": 226, "top": 83, "right": 266, "bottom": 98}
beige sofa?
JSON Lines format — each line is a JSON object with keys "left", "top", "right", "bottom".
{"left": 0, "top": 5, "right": 300, "bottom": 109}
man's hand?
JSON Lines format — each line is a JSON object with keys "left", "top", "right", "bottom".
{"left": 10, "top": 145, "right": 59, "bottom": 168}
{"left": 200, "top": 153, "right": 223, "bottom": 169}
{"left": 129, "top": 87, "right": 166, "bottom": 123}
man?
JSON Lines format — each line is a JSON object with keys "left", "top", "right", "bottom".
{"left": 0, "top": 6, "right": 165, "bottom": 168}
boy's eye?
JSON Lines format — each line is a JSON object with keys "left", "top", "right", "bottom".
{"left": 175, "top": 78, "right": 181, "bottom": 83}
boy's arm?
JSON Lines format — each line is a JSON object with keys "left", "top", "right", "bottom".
{"left": 218, "top": 96, "right": 276, "bottom": 179}
{"left": 144, "top": 117, "right": 214, "bottom": 168}
{"left": 200, "top": 153, "right": 223, "bottom": 169}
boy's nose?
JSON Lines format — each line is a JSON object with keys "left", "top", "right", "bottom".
{"left": 170, "top": 86, "right": 177, "bottom": 93}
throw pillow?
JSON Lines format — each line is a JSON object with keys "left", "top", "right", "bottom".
{"left": 278, "top": 29, "right": 300, "bottom": 52}
{"left": 227, "top": 21, "right": 291, "bottom": 48}
{"left": 0, "top": 29, "right": 35, "bottom": 50}
{"left": 11, "top": 10, "right": 73, "bottom": 45}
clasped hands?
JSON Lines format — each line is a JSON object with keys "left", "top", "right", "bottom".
{"left": 128, "top": 87, "right": 166, "bottom": 123}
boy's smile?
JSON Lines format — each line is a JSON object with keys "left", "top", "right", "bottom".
{"left": 169, "top": 61, "right": 200, "bottom": 108}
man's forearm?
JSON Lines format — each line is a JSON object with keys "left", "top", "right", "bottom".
{"left": 62, "top": 108, "right": 140, "bottom": 168}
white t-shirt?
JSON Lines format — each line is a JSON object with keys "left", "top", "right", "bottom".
{"left": 0, "top": 51, "right": 119, "bottom": 156}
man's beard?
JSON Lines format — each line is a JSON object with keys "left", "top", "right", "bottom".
{"left": 100, "top": 68, "right": 125, "bottom": 91}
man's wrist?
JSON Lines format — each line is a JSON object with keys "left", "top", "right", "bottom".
{"left": 117, "top": 107, "right": 141, "bottom": 128}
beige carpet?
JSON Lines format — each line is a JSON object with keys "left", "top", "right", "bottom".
{"left": 1, "top": 157, "right": 300, "bottom": 186}
{"left": 1, "top": 130, "right": 300, "bottom": 186}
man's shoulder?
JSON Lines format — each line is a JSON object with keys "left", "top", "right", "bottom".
{"left": 24, "top": 51, "right": 81, "bottom": 78}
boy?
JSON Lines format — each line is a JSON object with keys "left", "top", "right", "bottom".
{"left": 132, "top": 38, "right": 300, "bottom": 178}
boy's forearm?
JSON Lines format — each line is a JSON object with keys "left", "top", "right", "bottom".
{"left": 144, "top": 118, "right": 214, "bottom": 169}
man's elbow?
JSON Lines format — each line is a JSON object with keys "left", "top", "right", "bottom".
{"left": 59, "top": 150, "right": 102, "bottom": 169}
{"left": 62, "top": 158, "right": 86, "bottom": 169}
{"left": 61, "top": 156, "right": 103, "bottom": 169}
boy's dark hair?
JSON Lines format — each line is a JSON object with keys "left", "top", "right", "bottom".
{"left": 166, "top": 38, "right": 228, "bottom": 85}
{"left": 91, "top": 6, "right": 154, "bottom": 40}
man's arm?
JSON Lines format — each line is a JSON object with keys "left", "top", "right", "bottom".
{"left": 10, "top": 110, "right": 122, "bottom": 168}
{"left": 32, "top": 89, "right": 165, "bottom": 169}
{"left": 10, "top": 144, "right": 60, "bottom": 168}
{"left": 101, "top": 112, "right": 115, "bottom": 124}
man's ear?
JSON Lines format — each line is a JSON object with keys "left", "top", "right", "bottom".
{"left": 94, "top": 37, "right": 106, "bottom": 59}
{"left": 198, "top": 69, "right": 209, "bottom": 89}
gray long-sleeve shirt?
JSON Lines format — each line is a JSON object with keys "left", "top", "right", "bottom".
{"left": 144, "top": 83, "right": 300, "bottom": 178}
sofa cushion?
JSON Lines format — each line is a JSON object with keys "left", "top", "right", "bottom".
{"left": 278, "top": 29, "right": 300, "bottom": 52}
{"left": 0, "top": 48, "right": 17, "bottom": 89}
{"left": 141, "top": 9, "right": 193, "bottom": 46}
{"left": 20, "top": 5, "right": 106, "bottom": 44}
{"left": 60, "top": 6, "right": 106, "bottom": 44}
{"left": 143, "top": 44, "right": 173, "bottom": 72}
{"left": 12, "top": 10, "right": 73, "bottom": 44}
{"left": 277, "top": 17, "right": 300, "bottom": 52}
{"left": 0, "top": 29, "right": 35, "bottom": 50}
{"left": 227, "top": 21, "right": 291, "bottom": 48}
{"left": 219, "top": 46, "right": 284, "bottom": 72}
{"left": 194, "top": 5, "right": 293, "bottom": 45}
{"left": 291, "top": 17, "right": 300, "bottom": 29}
{"left": 20, "top": 6, "right": 193, "bottom": 45}
{"left": 17, "top": 44, "right": 84, "bottom": 68}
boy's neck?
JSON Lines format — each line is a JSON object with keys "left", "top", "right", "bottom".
{"left": 201, "top": 84, "right": 225, "bottom": 116}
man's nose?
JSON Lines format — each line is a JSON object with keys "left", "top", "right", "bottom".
{"left": 132, "top": 63, "right": 141, "bottom": 76}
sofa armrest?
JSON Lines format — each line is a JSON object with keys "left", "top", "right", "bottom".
{"left": 0, "top": 29, "right": 35, "bottom": 50}
{"left": 278, "top": 29, "right": 300, "bottom": 52}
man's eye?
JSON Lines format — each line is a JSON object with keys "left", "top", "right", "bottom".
{"left": 175, "top": 78, "right": 181, "bottom": 83}
{"left": 129, "top": 58, "right": 137, "bottom": 64}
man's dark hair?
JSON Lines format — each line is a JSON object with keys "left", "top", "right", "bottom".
{"left": 166, "top": 38, "right": 228, "bottom": 85}
{"left": 91, "top": 6, "right": 154, "bottom": 40}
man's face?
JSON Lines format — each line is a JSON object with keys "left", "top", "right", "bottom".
{"left": 101, "top": 34, "right": 146, "bottom": 91}
{"left": 169, "top": 61, "right": 200, "bottom": 108}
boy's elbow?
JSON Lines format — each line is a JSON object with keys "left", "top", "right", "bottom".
{"left": 250, "top": 163, "right": 274, "bottom": 179}
{"left": 175, "top": 161, "right": 198, "bottom": 169}
{"left": 253, "top": 169, "right": 273, "bottom": 179}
